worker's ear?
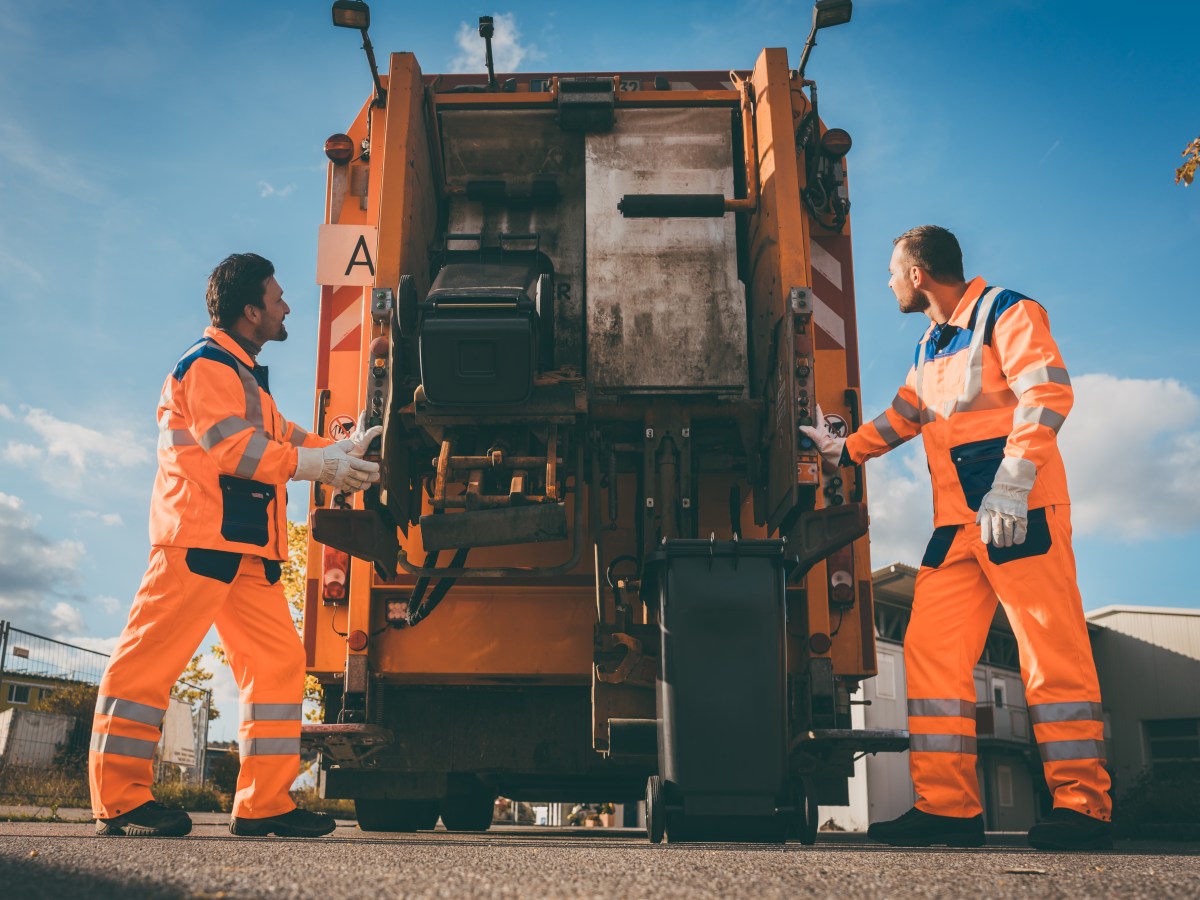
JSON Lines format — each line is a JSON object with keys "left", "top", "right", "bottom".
{"left": 243, "top": 304, "right": 262, "bottom": 324}
{"left": 909, "top": 265, "right": 928, "bottom": 290}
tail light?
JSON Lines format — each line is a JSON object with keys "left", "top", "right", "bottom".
{"left": 827, "top": 546, "right": 856, "bottom": 610}
{"left": 322, "top": 546, "right": 350, "bottom": 603}
{"left": 325, "top": 133, "right": 355, "bottom": 165}
{"left": 820, "top": 128, "right": 852, "bottom": 158}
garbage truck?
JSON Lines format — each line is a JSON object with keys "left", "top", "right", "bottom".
{"left": 301, "top": 0, "right": 906, "bottom": 842}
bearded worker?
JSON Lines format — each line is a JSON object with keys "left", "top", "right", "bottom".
{"left": 90, "top": 253, "right": 380, "bottom": 838}
{"left": 802, "top": 225, "right": 1112, "bottom": 851}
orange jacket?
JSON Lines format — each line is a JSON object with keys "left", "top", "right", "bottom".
{"left": 150, "top": 327, "right": 331, "bottom": 559}
{"left": 845, "top": 277, "right": 1072, "bottom": 526}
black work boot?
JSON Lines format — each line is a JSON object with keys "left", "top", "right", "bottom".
{"left": 95, "top": 801, "right": 192, "bottom": 837}
{"left": 229, "top": 807, "right": 337, "bottom": 837}
{"left": 1028, "top": 807, "right": 1113, "bottom": 851}
{"left": 867, "top": 806, "right": 985, "bottom": 847}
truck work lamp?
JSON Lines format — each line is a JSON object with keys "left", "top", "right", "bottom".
{"left": 332, "top": 1, "right": 386, "bottom": 106}
{"left": 797, "top": 0, "right": 853, "bottom": 79}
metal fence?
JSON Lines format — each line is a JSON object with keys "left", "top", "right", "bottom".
{"left": 0, "top": 621, "right": 211, "bottom": 806}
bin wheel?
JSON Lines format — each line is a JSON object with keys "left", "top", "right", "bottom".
{"left": 440, "top": 788, "right": 496, "bottom": 832}
{"left": 394, "top": 274, "right": 418, "bottom": 338}
{"left": 645, "top": 776, "right": 665, "bottom": 844}
{"left": 355, "top": 798, "right": 439, "bottom": 833}
{"left": 797, "top": 777, "right": 819, "bottom": 845}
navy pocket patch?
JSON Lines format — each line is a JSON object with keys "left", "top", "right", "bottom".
{"left": 920, "top": 525, "right": 960, "bottom": 569}
{"left": 185, "top": 548, "right": 242, "bottom": 584}
{"left": 986, "top": 507, "right": 1052, "bottom": 564}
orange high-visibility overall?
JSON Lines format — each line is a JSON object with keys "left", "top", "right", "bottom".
{"left": 846, "top": 277, "right": 1111, "bottom": 822}
{"left": 90, "top": 327, "right": 331, "bottom": 820}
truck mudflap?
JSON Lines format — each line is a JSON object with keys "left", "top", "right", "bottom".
{"left": 301, "top": 723, "right": 394, "bottom": 768}
{"left": 310, "top": 507, "right": 399, "bottom": 581}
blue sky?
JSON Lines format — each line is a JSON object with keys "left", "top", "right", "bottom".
{"left": 1, "top": 1, "right": 1197, "bottom": 733}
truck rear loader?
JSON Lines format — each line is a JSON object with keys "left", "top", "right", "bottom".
{"left": 302, "top": 0, "right": 906, "bottom": 842}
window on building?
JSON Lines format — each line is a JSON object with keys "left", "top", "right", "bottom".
{"left": 1144, "top": 718, "right": 1200, "bottom": 779}
{"left": 991, "top": 677, "right": 1007, "bottom": 710}
{"left": 6, "top": 683, "right": 32, "bottom": 705}
{"left": 997, "top": 765, "right": 1014, "bottom": 807}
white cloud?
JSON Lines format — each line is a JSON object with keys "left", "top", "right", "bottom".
{"left": 0, "top": 491, "right": 87, "bottom": 625}
{"left": 1060, "top": 374, "right": 1200, "bottom": 538}
{"left": 862, "top": 444, "right": 934, "bottom": 569}
{"left": 98, "top": 595, "right": 122, "bottom": 615}
{"left": 0, "top": 120, "right": 103, "bottom": 202}
{"left": 49, "top": 600, "right": 86, "bottom": 636}
{"left": 258, "top": 180, "right": 295, "bottom": 199}
{"left": 450, "top": 13, "right": 541, "bottom": 75}
{"left": 2, "top": 405, "right": 152, "bottom": 489}
{"left": 74, "top": 510, "right": 125, "bottom": 527}
{"left": 0, "top": 403, "right": 14, "bottom": 420}
{"left": 70, "top": 634, "right": 122, "bottom": 656}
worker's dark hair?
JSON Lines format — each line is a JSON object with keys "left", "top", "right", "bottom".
{"left": 893, "top": 225, "right": 964, "bottom": 283}
{"left": 206, "top": 253, "right": 275, "bottom": 328}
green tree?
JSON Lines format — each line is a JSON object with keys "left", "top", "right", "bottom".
{"left": 172, "top": 652, "right": 220, "bottom": 720}
{"left": 1177, "top": 136, "right": 1200, "bottom": 186}
{"left": 32, "top": 682, "right": 99, "bottom": 777}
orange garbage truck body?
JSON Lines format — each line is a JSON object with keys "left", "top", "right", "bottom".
{"left": 302, "top": 35, "right": 902, "bottom": 839}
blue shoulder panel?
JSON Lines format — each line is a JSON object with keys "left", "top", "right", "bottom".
{"left": 985, "top": 288, "right": 1045, "bottom": 344}
{"left": 172, "top": 339, "right": 241, "bottom": 382}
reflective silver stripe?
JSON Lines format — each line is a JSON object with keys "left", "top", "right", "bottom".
{"left": 910, "top": 733, "right": 978, "bottom": 755}
{"left": 288, "top": 427, "right": 309, "bottom": 447}
{"left": 1013, "top": 365, "right": 1071, "bottom": 397}
{"left": 955, "top": 389, "right": 1018, "bottom": 414}
{"left": 891, "top": 394, "right": 920, "bottom": 424}
{"left": 920, "top": 406, "right": 938, "bottom": 424}
{"left": 993, "top": 456, "right": 1036, "bottom": 493}
{"left": 908, "top": 699, "right": 977, "bottom": 719}
{"left": 95, "top": 695, "right": 166, "bottom": 727}
{"left": 234, "top": 432, "right": 270, "bottom": 479}
{"left": 241, "top": 737, "right": 301, "bottom": 757}
{"left": 1013, "top": 405, "right": 1066, "bottom": 433}
{"left": 871, "top": 412, "right": 906, "bottom": 448}
{"left": 90, "top": 732, "right": 157, "bottom": 759}
{"left": 233, "top": 362, "right": 265, "bottom": 432}
{"left": 158, "top": 429, "right": 197, "bottom": 449}
{"left": 914, "top": 338, "right": 932, "bottom": 421}
{"left": 241, "top": 702, "right": 303, "bottom": 722}
{"left": 1039, "top": 739, "right": 1106, "bottom": 762}
{"left": 199, "top": 415, "right": 254, "bottom": 450}
{"left": 956, "top": 288, "right": 1002, "bottom": 410}
{"left": 1028, "top": 701, "right": 1104, "bottom": 725}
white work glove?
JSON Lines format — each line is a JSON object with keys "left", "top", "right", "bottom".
{"left": 798, "top": 405, "right": 846, "bottom": 475}
{"left": 347, "top": 410, "right": 383, "bottom": 460}
{"left": 976, "top": 485, "right": 1029, "bottom": 548}
{"left": 293, "top": 443, "right": 380, "bottom": 492}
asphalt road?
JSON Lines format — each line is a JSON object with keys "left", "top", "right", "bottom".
{"left": 2, "top": 819, "right": 1197, "bottom": 899}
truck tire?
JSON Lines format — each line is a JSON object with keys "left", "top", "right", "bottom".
{"left": 354, "top": 798, "right": 439, "bottom": 833}
{"left": 440, "top": 789, "right": 496, "bottom": 832}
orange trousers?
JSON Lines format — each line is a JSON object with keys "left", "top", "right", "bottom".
{"left": 905, "top": 504, "right": 1111, "bottom": 821}
{"left": 90, "top": 547, "right": 304, "bottom": 820}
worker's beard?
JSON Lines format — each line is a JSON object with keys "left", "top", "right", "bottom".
{"left": 275, "top": 322, "right": 288, "bottom": 341}
{"left": 898, "top": 291, "right": 929, "bottom": 314}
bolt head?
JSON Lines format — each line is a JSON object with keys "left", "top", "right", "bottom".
{"left": 645, "top": 428, "right": 654, "bottom": 439}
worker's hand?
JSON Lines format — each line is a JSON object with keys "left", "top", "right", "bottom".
{"left": 976, "top": 485, "right": 1029, "bottom": 548}
{"left": 346, "top": 410, "right": 383, "bottom": 460}
{"left": 798, "top": 405, "right": 846, "bottom": 475}
{"left": 293, "top": 444, "right": 380, "bottom": 492}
